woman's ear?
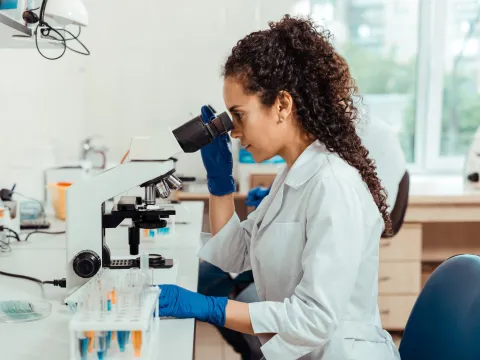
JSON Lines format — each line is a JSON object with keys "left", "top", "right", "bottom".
{"left": 277, "top": 91, "right": 294, "bottom": 122}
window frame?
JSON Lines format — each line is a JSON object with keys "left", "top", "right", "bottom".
{"left": 308, "top": 0, "right": 469, "bottom": 174}
{"left": 421, "top": 0, "right": 465, "bottom": 173}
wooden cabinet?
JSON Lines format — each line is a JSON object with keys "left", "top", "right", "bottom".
{"left": 379, "top": 225, "right": 422, "bottom": 261}
{"left": 379, "top": 224, "right": 422, "bottom": 331}
{"left": 378, "top": 295, "right": 417, "bottom": 330}
{"left": 249, "top": 174, "right": 276, "bottom": 189}
{"left": 378, "top": 262, "right": 421, "bottom": 294}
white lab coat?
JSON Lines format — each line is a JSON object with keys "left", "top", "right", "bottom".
{"left": 198, "top": 140, "right": 401, "bottom": 360}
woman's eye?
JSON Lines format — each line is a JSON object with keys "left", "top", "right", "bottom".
{"left": 233, "top": 112, "right": 243, "bottom": 121}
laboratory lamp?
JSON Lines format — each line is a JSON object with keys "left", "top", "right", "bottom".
{"left": 44, "top": 0, "right": 88, "bottom": 27}
{"left": 25, "top": 0, "right": 90, "bottom": 60}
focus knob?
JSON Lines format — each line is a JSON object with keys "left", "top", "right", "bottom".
{"left": 73, "top": 250, "right": 101, "bottom": 278}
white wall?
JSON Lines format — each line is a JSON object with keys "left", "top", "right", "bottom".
{"left": 0, "top": 49, "right": 87, "bottom": 199}
{"left": 80, "top": 0, "right": 301, "bottom": 178}
{"left": 0, "top": 0, "right": 301, "bottom": 198}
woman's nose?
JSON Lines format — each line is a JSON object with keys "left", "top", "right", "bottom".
{"left": 230, "top": 127, "right": 241, "bottom": 139}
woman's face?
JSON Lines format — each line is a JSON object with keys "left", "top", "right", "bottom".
{"left": 223, "top": 76, "right": 288, "bottom": 163}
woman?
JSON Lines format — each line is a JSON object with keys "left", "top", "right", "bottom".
{"left": 159, "top": 15, "right": 400, "bottom": 360}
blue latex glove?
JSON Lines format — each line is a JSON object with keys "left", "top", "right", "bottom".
{"left": 199, "top": 105, "right": 235, "bottom": 196}
{"left": 158, "top": 284, "right": 228, "bottom": 327}
{"left": 245, "top": 186, "right": 271, "bottom": 208}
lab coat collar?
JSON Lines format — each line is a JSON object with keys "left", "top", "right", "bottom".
{"left": 253, "top": 166, "right": 288, "bottom": 236}
{"left": 254, "top": 141, "right": 327, "bottom": 237}
{"left": 284, "top": 140, "right": 329, "bottom": 189}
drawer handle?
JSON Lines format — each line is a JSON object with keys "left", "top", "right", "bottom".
{"left": 380, "top": 241, "right": 391, "bottom": 248}
{"left": 379, "top": 276, "right": 391, "bottom": 282}
{"left": 380, "top": 309, "right": 390, "bottom": 315}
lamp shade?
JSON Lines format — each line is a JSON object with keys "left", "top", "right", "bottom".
{"left": 45, "top": 0, "right": 88, "bottom": 27}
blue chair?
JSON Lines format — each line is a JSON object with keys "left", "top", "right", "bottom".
{"left": 399, "top": 254, "right": 480, "bottom": 360}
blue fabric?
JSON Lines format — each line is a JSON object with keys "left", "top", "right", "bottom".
{"left": 198, "top": 262, "right": 261, "bottom": 360}
{"left": 158, "top": 284, "right": 228, "bottom": 327}
{"left": 198, "top": 261, "right": 254, "bottom": 297}
{"left": 199, "top": 105, "right": 235, "bottom": 196}
{"left": 245, "top": 186, "right": 271, "bottom": 207}
{"left": 399, "top": 254, "right": 480, "bottom": 360}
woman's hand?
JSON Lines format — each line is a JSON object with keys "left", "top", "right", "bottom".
{"left": 159, "top": 285, "right": 262, "bottom": 337}
{"left": 245, "top": 186, "right": 271, "bottom": 208}
{"left": 158, "top": 284, "right": 228, "bottom": 327}
{"left": 199, "top": 105, "right": 235, "bottom": 196}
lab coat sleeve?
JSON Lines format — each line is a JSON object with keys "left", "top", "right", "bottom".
{"left": 197, "top": 210, "right": 257, "bottom": 274}
{"left": 249, "top": 177, "right": 369, "bottom": 359}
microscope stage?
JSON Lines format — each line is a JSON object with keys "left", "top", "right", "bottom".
{"left": 109, "top": 256, "right": 178, "bottom": 285}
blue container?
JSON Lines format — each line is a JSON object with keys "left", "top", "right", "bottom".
{"left": 19, "top": 201, "right": 42, "bottom": 220}
{"left": 0, "top": 0, "right": 19, "bottom": 10}
{"left": 238, "top": 148, "right": 285, "bottom": 164}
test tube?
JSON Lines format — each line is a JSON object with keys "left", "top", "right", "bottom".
{"left": 111, "top": 288, "right": 117, "bottom": 305}
{"left": 117, "top": 331, "right": 127, "bottom": 352}
{"left": 95, "top": 278, "right": 102, "bottom": 293}
{"left": 107, "top": 291, "right": 112, "bottom": 312}
{"left": 86, "top": 292, "right": 101, "bottom": 313}
{"left": 77, "top": 332, "right": 88, "bottom": 360}
{"left": 96, "top": 331, "right": 107, "bottom": 360}
{"left": 106, "top": 331, "right": 112, "bottom": 349}
{"left": 125, "top": 270, "right": 135, "bottom": 288}
{"left": 84, "top": 331, "right": 94, "bottom": 353}
{"left": 132, "top": 330, "right": 143, "bottom": 358}
{"left": 140, "top": 252, "right": 149, "bottom": 271}
{"left": 100, "top": 289, "right": 109, "bottom": 313}
{"left": 116, "top": 285, "right": 130, "bottom": 311}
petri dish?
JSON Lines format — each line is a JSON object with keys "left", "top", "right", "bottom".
{"left": 0, "top": 300, "right": 52, "bottom": 323}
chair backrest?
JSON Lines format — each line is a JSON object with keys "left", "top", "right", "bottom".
{"left": 382, "top": 170, "right": 410, "bottom": 238}
{"left": 399, "top": 254, "right": 480, "bottom": 360}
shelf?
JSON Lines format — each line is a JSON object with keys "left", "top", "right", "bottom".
{"left": 174, "top": 191, "right": 248, "bottom": 201}
{"left": 0, "top": 10, "right": 31, "bottom": 36}
{"left": 0, "top": 11, "right": 62, "bottom": 49}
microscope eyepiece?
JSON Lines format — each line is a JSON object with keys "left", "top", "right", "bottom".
{"left": 172, "top": 111, "right": 234, "bottom": 153}
{"left": 209, "top": 112, "right": 234, "bottom": 135}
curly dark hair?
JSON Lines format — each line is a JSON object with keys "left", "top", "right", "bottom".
{"left": 222, "top": 15, "right": 392, "bottom": 235}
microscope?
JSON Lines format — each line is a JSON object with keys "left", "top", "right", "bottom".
{"left": 65, "top": 109, "right": 233, "bottom": 296}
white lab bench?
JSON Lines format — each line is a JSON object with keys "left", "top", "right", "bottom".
{"left": 0, "top": 201, "right": 205, "bottom": 360}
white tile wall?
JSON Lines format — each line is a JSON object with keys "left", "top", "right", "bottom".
{"left": 0, "top": 47, "right": 87, "bottom": 198}
{"left": 0, "top": 0, "right": 301, "bottom": 198}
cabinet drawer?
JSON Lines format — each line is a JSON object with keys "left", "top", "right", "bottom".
{"left": 249, "top": 174, "right": 276, "bottom": 189}
{"left": 380, "top": 224, "right": 422, "bottom": 261}
{"left": 378, "top": 295, "right": 417, "bottom": 330}
{"left": 378, "top": 262, "right": 421, "bottom": 294}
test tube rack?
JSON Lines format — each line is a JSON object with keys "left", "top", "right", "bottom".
{"left": 67, "top": 269, "right": 160, "bottom": 360}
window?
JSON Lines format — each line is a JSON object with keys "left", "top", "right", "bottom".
{"left": 440, "top": 0, "right": 480, "bottom": 158}
{"left": 307, "top": 0, "right": 479, "bottom": 173}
